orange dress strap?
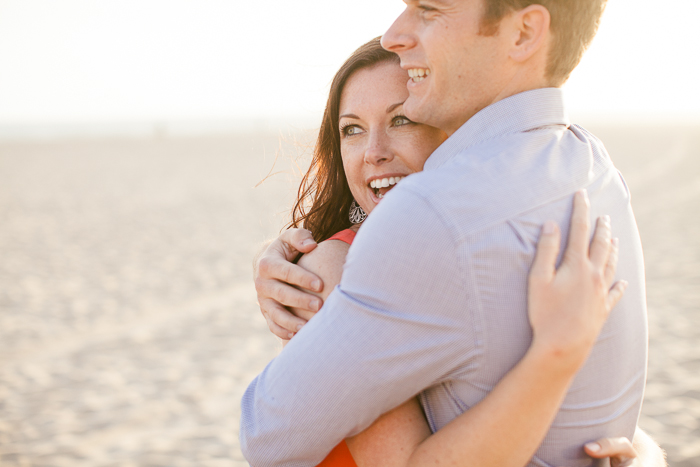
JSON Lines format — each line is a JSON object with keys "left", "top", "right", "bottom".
{"left": 317, "top": 440, "right": 357, "bottom": 467}
{"left": 327, "top": 229, "right": 356, "bottom": 245}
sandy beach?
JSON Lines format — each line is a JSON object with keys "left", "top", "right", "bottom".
{"left": 0, "top": 123, "right": 698, "bottom": 466}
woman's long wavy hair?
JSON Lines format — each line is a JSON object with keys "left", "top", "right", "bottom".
{"left": 287, "top": 37, "right": 400, "bottom": 243}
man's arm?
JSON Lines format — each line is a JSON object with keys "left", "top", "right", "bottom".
{"left": 241, "top": 190, "right": 476, "bottom": 466}
{"left": 239, "top": 189, "right": 625, "bottom": 467}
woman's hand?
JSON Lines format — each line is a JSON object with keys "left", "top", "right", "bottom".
{"left": 527, "top": 189, "right": 628, "bottom": 372}
{"left": 253, "top": 228, "right": 324, "bottom": 339}
{"left": 564, "top": 428, "right": 667, "bottom": 467}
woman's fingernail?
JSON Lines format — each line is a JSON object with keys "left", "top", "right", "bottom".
{"left": 302, "top": 239, "right": 315, "bottom": 248}
{"left": 287, "top": 332, "right": 294, "bottom": 339}
{"left": 296, "top": 324, "right": 303, "bottom": 332}
{"left": 311, "top": 280, "right": 322, "bottom": 291}
{"left": 310, "top": 298, "right": 321, "bottom": 311}
{"left": 543, "top": 221, "right": 556, "bottom": 235}
{"left": 585, "top": 442, "right": 601, "bottom": 453}
{"left": 577, "top": 189, "right": 589, "bottom": 203}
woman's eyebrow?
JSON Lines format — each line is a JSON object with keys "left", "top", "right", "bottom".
{"left": 386, "top": 101, "right": 405, "bottom": 113}
{"left": 339, "top": 113, "right": 360, "bottom": 120}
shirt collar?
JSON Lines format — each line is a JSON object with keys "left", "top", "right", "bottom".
{"left": 425, "top": 87, "right": 570, "bottom": 170}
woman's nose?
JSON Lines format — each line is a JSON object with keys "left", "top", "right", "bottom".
{"left": 364, "top": 132, "right": 394, "bottom": 166}
{"left": 381, "top": 9, "right": 416, "bottom": 53}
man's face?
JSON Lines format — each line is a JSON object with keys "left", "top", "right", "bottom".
{"left": 382, "top": 0, "right": 512, "bottom": 135}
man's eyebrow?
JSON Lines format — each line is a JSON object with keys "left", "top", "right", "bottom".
{"left": 386, "top": 102, "right": 406, "bottom": 113}
{"left": 339, "top": 113, "right": 359, "bottom": 120}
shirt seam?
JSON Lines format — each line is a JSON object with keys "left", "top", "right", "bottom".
{"left": 429, "top": 124, "right": 569, "bottom": 170}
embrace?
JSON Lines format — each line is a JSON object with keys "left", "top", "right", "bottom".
{"left": 242, "top": 1, "right": 663, "bottom": 466}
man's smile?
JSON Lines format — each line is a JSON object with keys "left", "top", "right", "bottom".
{"left": 407, "top": 68, "right": 431, "bottom": 83}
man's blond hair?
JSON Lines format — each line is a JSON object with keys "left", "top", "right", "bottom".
{"left": 480, "top": 0, "right": 607, "bottom": 86}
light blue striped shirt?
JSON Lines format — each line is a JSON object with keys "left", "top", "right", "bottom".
{"left": 240, "top": 88, "right": 648, "bottom": 467}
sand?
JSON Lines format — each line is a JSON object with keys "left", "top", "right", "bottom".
{"left": 0, "top": 123, "right": 698, "bottom": 466}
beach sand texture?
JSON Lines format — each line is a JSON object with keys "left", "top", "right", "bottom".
{"left": 0, "top": 124, "right": 698, "bottom": 466}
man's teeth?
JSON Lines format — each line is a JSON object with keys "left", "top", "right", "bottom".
{"left": 408, "top": 68, "right": 430, "bottom": 82}
{"left": 370, "top": 176, "right": 403, "bottom": 190}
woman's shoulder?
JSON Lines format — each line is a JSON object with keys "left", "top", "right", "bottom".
{"left": 298, "top": 235, "right": 351, "bottom": 271}
{"left": 297, "top": 232, "right": 353, "bottom": 298}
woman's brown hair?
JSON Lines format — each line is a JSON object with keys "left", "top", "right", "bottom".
{"left": 287, "top": 37, "right": 400, "bottom": 243}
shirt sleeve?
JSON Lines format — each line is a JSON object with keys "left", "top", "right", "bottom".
{"left": 239, "top": 188, "right": 479, "bottom": 467}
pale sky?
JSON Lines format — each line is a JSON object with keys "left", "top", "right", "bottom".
{"left": 0, "top": 0, "right": 698, "bottom": 127}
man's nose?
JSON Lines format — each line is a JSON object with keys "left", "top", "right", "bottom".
{"left": 381, "top": 8, "right": 416, "bottom": 53}
{"left": 364, "top": 132, "right": 394, "bottom": 166}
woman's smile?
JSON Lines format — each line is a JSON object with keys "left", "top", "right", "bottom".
{"left": 338, "top": 61, "right": 447, "bottom": 216}
{"left": 367, "top": 173, "right": 408, "bottom": 203}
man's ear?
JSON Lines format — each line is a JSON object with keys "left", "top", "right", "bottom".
{"left": 509, "top": 4, "right": 550, "bottom": 63}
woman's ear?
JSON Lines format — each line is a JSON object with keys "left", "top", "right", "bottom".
{"left": 509, "top": 4, "right": 550, "bottom": 63}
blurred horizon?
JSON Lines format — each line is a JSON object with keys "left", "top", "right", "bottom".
{"left": 1, "top": 112, "right": 698, "bottom": 143}
{"left": 1, "top": 0, "right": 699, "bottom": 136}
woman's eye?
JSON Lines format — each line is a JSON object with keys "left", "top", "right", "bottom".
{"left": 343, "top": 125, "right": 364, "bottom": 136}
{"left": 393, "top": 117, "right": 412, "bottom": 127}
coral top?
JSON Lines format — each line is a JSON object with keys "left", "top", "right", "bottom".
{"left": 327, "top": 228, "right": 356, "bottom": 245}
{"left": 316, "top": 229, "right": 358, "bottom": 467}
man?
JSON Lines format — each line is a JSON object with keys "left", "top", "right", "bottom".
{"left": 242, "top": 1, "right": 649, "bottom": 465}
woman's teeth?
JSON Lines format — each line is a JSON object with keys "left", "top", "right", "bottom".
{"left": 408, "top": 68, "right": 430, "bottom": 83}
{"left": 370, "top": 176, "right": 403, "bottom": 199}
{"left": 370, "top": 176, "right": 403, "bottom": 189}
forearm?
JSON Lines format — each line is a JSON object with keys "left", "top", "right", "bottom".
{"left": 407, "top": 343, "right": 579, "bottom": 467}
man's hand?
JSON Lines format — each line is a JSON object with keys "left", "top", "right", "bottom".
{"left": 254, "top": 228, "right": 324, "bottom": 339}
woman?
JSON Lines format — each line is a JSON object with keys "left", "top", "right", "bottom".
{"left": 255, "top": 38, "right": 662, "bottom": 467}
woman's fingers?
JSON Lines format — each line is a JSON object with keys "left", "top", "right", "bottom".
{"left": 563, "top": 190, "right": 591, "bottom": 265}
{"left": 585, "top": 437, "right": 637, "bottom": 467}
{"left": 604, "top": 238, "right": 620, "bottom": 287}
{"left": 589, "top": 215, "right": 612, "bottom": 272}
{"left": 530, "top": 221, "right": 561, "bottom": 283}
{"left": 606, "top": 280, "right": 629, "bottom": 310}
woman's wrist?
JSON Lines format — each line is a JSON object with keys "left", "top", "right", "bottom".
{"left": 527, "top": 336, "right": 592, "bottom": 380}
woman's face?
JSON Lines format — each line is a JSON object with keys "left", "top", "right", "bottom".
{"left": 338, "top": 61, "right": 447, "bottom": 215}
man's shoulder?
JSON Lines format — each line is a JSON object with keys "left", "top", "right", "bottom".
{"left": 397, "top": 124, "right": 616, "bottom": 237}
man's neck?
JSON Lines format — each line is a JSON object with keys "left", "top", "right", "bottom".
{"left": 444, "top": 74, "right": 555, "bottom": 137}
